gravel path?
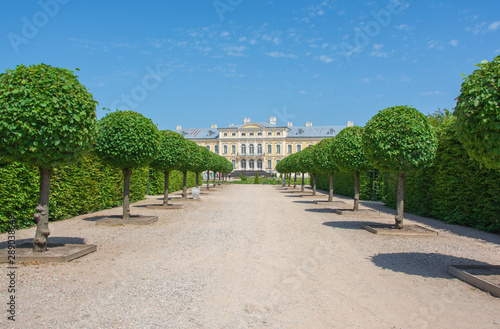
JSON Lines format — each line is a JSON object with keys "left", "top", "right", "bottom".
{"left": 1, "top": 184, "right": 499, "bottom": 328}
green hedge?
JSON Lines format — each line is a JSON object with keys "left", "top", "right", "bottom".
{"left": 0, "top": 155, "right": 199, "bottom": 233}
{"left": 315, "top": 170, "right": 384, "bottom": 201}
{"left": 147, "top": 169, "right": 197, "bottom": 195}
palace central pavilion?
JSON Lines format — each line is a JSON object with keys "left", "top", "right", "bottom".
{"left": 177, "top": 117, "right": 350, "bottom": 176}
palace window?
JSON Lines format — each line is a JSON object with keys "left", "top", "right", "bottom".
{"left": 232, "top": 160, "right": 236, "bottom": 168}
{"left": 241, "top": 133, "right": 246, "bottom": 137}
{"left": 257, "top": 132, "right": 262, "bottom": 136}
{"left": 267, "top": 132, "right": 272, "bottom": 136}
{"left": 223, "top": 145, "right": 228, "bottom": 154}
{"left": 232, "top": 132, "right": 236, "bottom": 136}
{"left": 267, "top": 159, "right": 272, "bottom": 169}
{"left": 276, "top": 144, "right": 281, "bottom": 154}
{"left": 241, "top": 144, "right": 246, "bottom": 155}
{"left": 223, "top": 133, "right": 228, "bottom": 137}
{"left": 249, "top": 132, "right": 254, "bottom": 136}
{"left": 249, "top": 159, "right": 254, "bottom": 169}
{"left": 277, "top": 132, "right": 281, "bottom": 136}
{"left": 206, "top": 145, "right": 210, "bottom": 151}
{"left": 267, "top": 144, "right": 272, "bottom": 154}
{"left": 257, "top": 159, "right": 263, "bottom": 169}
{"left": 288, "top": 144, "right": 292, "bottom": 154}
{"left": 214, "top": 145, "right": 219, "bottom": 154}
{"left": 257, "top": 144, "right": 262, "bottom": 154}
{"left": 231, "top": 145, "right": 236, "bottom": 154}
{"left": 249, "top": 144, "right": 255, "bottom": 155}
{"left": 241, "top": 159, "right": 246, "bottom": 169}
{"left": 297, "top": 144, "right": 302, "bottom": 152}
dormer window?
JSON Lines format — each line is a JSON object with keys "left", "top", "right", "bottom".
{"left": 257, "top": 132, "right": 262, "bottom": 136}
{"left": 277, "top": 132, "right": 281, "bottom": 136}
{"left": 249, "top": 132, "right": 254, "bottom": 136}
{"left": 267, "top": 132, "right": 272, "bottom": 136}
{"left": 241, "top": 133, "right": 246, "bottom": 137}
{"left": 232, "top": 132, "right": 236, "bottom": 136}
{"left": 223, "top": 133, "right": 228, "bottom": 137}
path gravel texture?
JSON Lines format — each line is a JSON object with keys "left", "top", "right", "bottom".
{"left": 1, "top": 184, "right": 499, "bottom": 328}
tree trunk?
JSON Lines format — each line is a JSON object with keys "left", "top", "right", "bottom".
{"left": 163, "top": 171, "right": 170, "bottom": 206}
{"left": 354, "top": 171, "right": 360, "bottom": 211}
{"left": 122, "top": 168, "right": 132, "bottom": 220}
{"left": 206, "top": 170, "right": 210, "bottom": 190}
{"left": 312, "top": 173, "right": 317, "bottom": 196}
{"left": 287, "top": 173, "right": 291, "bottom": 187}
{"left": 301, "top": 173, "right": 305, "bottom": 192}
{"left": 213, "top": 173, "right": 216, "bottom": 187}
{"left": 33, "top": 168, "right": 52, "bottom": 252}
{"left": 328, "top": 172, "right": 334, "bottom": 202}
{"left": 395, "top": 172, "right": 405, "bottom": 229}
{"left": 196, "top": 172, "right": 199, "bottom": 188}
{"left": 294, "top": 173, "right": 297, "bottom": 188}
{"left": 218, "top": 173, "right": 221, "bottom": 185}
{"left": 182, "top": 171, "right": 188, "bottom": 198}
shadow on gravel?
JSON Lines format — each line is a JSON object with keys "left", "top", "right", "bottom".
{"left": 293, "top": 200, "right": 315, "bottom": 204}
{"left": 323, "top": 221, "right": 381, "bottom": 229}
{"left": 306, "top": 208, "right": 339, "bottom": 213}
{"left": 361, "top": 201, "right": 500, "bottom": 246}
{"left": 371, "top": 252, "right": 492, "bottom": 279}
{"left": 82, "top": 215, "right": 114, "bottom": 222}
{"left": 0, "top": 237, "right": 86, "bottom": 249}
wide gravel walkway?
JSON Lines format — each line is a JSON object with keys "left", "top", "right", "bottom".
{"left": 1, "top": 184, "right": 499, "bottom": 328}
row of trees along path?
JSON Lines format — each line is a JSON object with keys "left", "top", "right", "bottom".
{"left": 0, "top": 54, "right": 498, "bottom": 250}
{"left": 0, "top": 64, "right": 231, "bottom": 253}
{"left": 278, "top": 48, "right": 500, "bottom": 229}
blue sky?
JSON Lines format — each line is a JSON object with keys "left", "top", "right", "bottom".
{"left": 2, "top": 0, "right": 499, "bottom": 130}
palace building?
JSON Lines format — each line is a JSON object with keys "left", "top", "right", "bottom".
{"left": 177, "top": 117, "right": 350, "bottom": 175}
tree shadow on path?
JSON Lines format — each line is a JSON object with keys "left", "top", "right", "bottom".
{"left": 371, "top": 252, "right": 492, "bottom": 279}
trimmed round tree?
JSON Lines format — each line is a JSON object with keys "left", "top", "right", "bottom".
{"left": 330, "top": 127, "right": 371, "bottom": 210}
{"left": 299, "top": 145, "right": 318, "bottom": 195}
{"left": 0, "top": 64, "right": 97, "bottom": 252}
{"left": 455, "top": 55, "right": 500, "bottom": 169}
{"left": 149, "top": 130, "right": 188, "bottom": 206}
{"left": 95, "top": 110, "right": 160, "bottom": 219}
{"left": 363, "top": 106, "right": 436, "bottom": 228}
{"left": 313, "top": 138, "right": 339, "bottom": 202}
{"left": 178, "top": 141, "right": 203, "bottom": 197}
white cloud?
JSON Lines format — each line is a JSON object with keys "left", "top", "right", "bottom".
{"left": 239, "top": 37, "right": 247, "bottom": 42}
{"left": 419, "top": 90, "right": 443, "bottom": 96}
{"left": 395, "top": 24, "right": 412, "bottom": 31}
{"left": 319, "top": 55, "right": 334, "bottom": 63}
{"left": 299, "top": 90, "right": 308, "bottom": 95}
{"left": 449, "top": 39, "right": 459, "bottom": 47}
{"left": 370, "top": 51, "right": 388, "bottom": 57}
{"left": 373, "top": 43, "right": 384, "bottom": 50}
{"left": 266, "top": 52, "right": 298, "bottom": 59}
{"left": 400, "top": 76, "right": 411, "bottom": 82}
{"left": 337, "top": 10, "right": 346, "bottom": 15}
{"left": 220, "top": 31, "right": 230, "bottom": 38}
{"left": 488, "top": 21, "right": 500, "bottom": 31}
{"left": 224, "top": 45, "right": 246, "bottom": 57}
{"left": 361, "top": 78, "right": 370, "bottom": 83}
{"left": 249, "top": 39, "right": 257, "bottom": 45}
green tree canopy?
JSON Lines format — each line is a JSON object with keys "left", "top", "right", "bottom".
{"left": 178, "top": 140, "right": 203, "bottom": 172}
{"left": 313, "top": 138, "right": 339, "bottom": 174}
{"left": 330, "top": 127, "right": 371, "bottom": 172}
{"left": 298, "top": 145, "right": 317, "bottom": 173}
{"left": 149, "top": 130, "right": 188, "bottom": 172}
{"left": 0, "top": 64, "right": 98, "bottom": 168}
{"left": 455, "top": 55, "right": 500, "bottom": 169}
{"left": 363, "top": 105, "right": 437, "bottom": 173}
{"left": 95, "top": 110, "right": 160, "bottom": 170}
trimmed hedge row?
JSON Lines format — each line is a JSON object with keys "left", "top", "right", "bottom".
{"left": 147, "top": 169, "right": 197, "bottom": 196}
{"left": 316, "top": 125, "right": 500, "bottom": 233}
{"left": 315, "top": 170, "right": 383, "bottom": 202}
{"left": 0, "top": 155, "right": 198, "bottom": 233}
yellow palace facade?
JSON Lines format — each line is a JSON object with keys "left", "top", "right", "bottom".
{"left": 177, "top": 117, "right": 350, "bottom": 174}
